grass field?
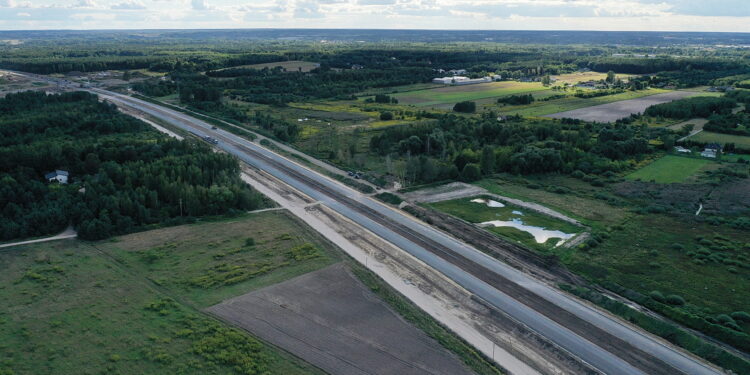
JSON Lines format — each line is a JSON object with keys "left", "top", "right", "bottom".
{"left": 97, "top": 210, "right": 338, "bottom": 308}
{"left": 566, "top": 214, "right": 750, "bottom": 315}
{"left": 393, "top": 81, "right": 548, "bottom": 107}
{"left": 498, "top": 88, "right": 668, "bottom": 117}
{"left": 0, "top": 211, "right": 337, "bottom": 375}
{"left": 474, "top": 177, "right": 629, "bottom": 228}
{"left": 689, "top": 131, "right": 750, "bottom": 150}
{"left": 626, "top": 155, "right": 714, "bottom": 183}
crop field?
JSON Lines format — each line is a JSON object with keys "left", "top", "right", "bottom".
{"left": 544, "top": 90, "right": 698, "bottom": 122}
{"left": 0, "top": 211, "right": 334, "bottom": 375}
{"left": 626, "top": 155, "right": 715, "bottom": 184}
{"left": 689, "top": 131, "right": 750, "bottom": 150}
{"left": 428, "top": 196, "right": 582, "bottom": 251}
{"left": 393, "top": 81, "right": 548, "bottom": 108}
{"left": 499, "top": 88, "right": 668, "bottom": 117}
{"left": 217, "top": 60, "right": 320, "bottom": 73}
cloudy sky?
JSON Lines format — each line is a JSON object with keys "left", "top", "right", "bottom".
{"left": 0, "top": 0, "right": 749, "bottom": 32}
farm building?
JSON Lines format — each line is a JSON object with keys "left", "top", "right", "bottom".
{"left": 45, "top": 170, "right": 69, "bottom": 184}
{"left": 700, "top": 143, "right": 722, "bottom": 158}
{"left": 674, "top": 146, "right": 691, "bottom": 153}
{"left": 432, "top": 76, "right": 498, "bottom": 85}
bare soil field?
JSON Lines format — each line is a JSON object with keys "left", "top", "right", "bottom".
{"left": 545, "top": 91, "right": 695, "bottom": 122}
{"left": 207, "top": 263, "right": 475, "bottom": 375}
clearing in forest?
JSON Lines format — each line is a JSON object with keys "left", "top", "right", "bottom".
{"left": 626, "top": 155, "right": 714, "bottom": 183}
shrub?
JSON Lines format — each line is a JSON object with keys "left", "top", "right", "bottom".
{"left": 731, "top": 311, "right": 750, "bottom": 322}
{"left": 379, "top": 111, "right": 394, "bottom": 121}
{"left": 571, "top": 170, "right": 585, "bottom": 179}
{"left": 649, "top": 290, "right": 665, "bottom": 303}
{"left": 716, "top": 314, "right": 736, "bottom": 325}
{"left": 665, "top": 294, "right": 686, "bottom": 306}
{"left": 244, "top": 237, "right": 255, "bottom": 247}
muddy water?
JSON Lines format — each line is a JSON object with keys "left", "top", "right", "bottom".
{"left": 480, "top": 218, "right": 574, "bottom": 245}
{"left": 470, "top": 198, "right": 505, "bottom": 207}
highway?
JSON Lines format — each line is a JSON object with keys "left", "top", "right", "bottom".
{"left": 3, "top": 69, "right": 718, "bottom": 375}
{"left": 84, "top": 88, "right": 726, "bottom": 375}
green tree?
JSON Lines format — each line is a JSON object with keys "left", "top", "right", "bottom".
{"left": 453, "top": 101, "right": 476, "bottom": 113}
{"left": 461, "top": 163, "right": 481, "bottom": 182}
{"left": 380, "top": 111, "right": 394, "bottom": 121}
{"left": 606, "top": 71, "right": 616, "bottom": 84}
{"left": 480, "top": 146, "right": 495, "bottom": 175}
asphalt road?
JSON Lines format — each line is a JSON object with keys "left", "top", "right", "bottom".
{"left": 69, "top": 85, "right": 725, "bottom": 375}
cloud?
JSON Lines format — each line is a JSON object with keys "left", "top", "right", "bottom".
{"left": 294, "top": 0, "right": 324, "bottom": 18}
{"left": 358, "top": 0, "right": 396, "bottom": 5}
{"left": 192, "top": 0, "right": 209, "bottom": 11}
{"left": 111, "top": 0, "right": 146, "bottom": 10}
{"left": 72, "top": 0, "right": 97, "bottom": 8}
{"left": 0, "top": 0, "right": 746, "bottom": 32}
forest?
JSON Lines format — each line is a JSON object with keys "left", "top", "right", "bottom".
{"left": 368, "top": 113, "right": 659, "bottom": 185}
{"left": 0, "top": 91, "right": 266, "bottom": 241}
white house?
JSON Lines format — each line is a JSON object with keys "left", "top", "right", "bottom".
{"left": 45, "top": 170, "right": 69, "bottom": 184}
{"left": 700, "top": 143, "right": 722, "bottom": 158}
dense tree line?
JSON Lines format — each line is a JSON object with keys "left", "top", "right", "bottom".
{"left": 0, "top": 91, "right": 266, "bottom": 241}
{"left": 644, "top": 96, "right": 737, "bottom": 119}
{"left": 497, "top": 94, "right": 534, "bottom": 105}
{"left": 704, "top": 113, "right": 750, "bottom": 136}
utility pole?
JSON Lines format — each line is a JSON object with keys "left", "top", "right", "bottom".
{"left": 179, "top": 198, "right": 183, "bottom": 217}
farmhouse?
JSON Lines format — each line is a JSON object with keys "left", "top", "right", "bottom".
{"left": 45, "top": 170, "right": 69, "bottom": 184}
{"left": 700, "top": 143, "right": 722, "bottom": 158}
{"left": 674, "top": 146, "right": 691, "bottom": 153}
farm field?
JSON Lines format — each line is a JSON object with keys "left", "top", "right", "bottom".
{"left": 626, "top": 155, "right": 715, "bottom": 183}
{"left": 393, "top": 81, "right": 549, "bottom": 108}
{"left": 499, "top": 88, "right": 668, "bottom": 117}
{"left": 216, "top": 60, "right": 320, "bottom": 73}
{"left": 0, "top": 211, "right": 333, "bottom": 375}
{"left": 208, "top": 263, "right": 475, "bottom": 375}
{"left": 544, "top": 90, "right": 694, "bottom": 122}
{"left": 428, "top": 196, "right": 582, "bottom": 251}
{"left": 689, "top": 131, "right": 750, "bottom": 150}
{"left": 551, "top": 71, "right": 633, "bottom": 85}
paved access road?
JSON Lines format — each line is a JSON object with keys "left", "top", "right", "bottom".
{"left": 84, "top": 87, "right": 722, "bottom": 375}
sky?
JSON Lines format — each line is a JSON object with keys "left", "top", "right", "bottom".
{"left": 0, "top": 0, "right": 749, "bottom": 32}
